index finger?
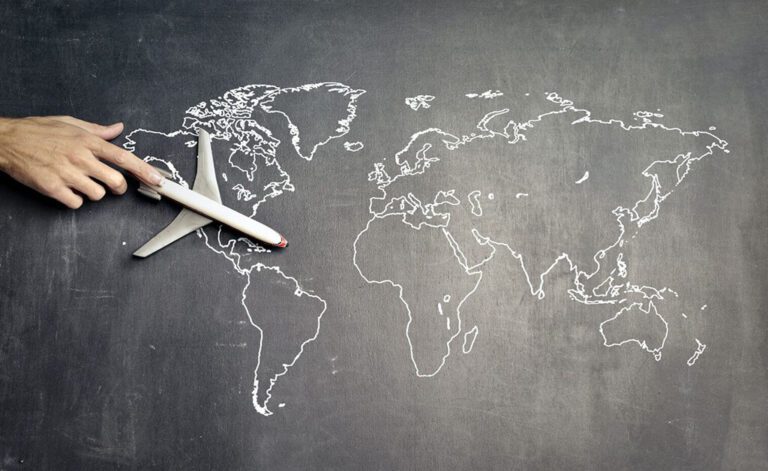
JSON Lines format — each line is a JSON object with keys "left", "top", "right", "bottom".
{"left": 90, "top": 139, "right": 164, "bottom": 186}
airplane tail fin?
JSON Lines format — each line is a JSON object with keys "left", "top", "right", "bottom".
{"left": 133, "top": 129, "right": 222, "bottom": 258}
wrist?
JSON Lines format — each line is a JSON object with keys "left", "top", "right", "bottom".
{"left": 0, "top": 118, "right": 16, "bottom": 172}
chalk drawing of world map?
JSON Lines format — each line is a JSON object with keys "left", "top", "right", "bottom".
{"left": 354, "top": 91, "right": 727, "bottom": 377}
{"left": 125, "top": 83, "right": 727, "bottom": 416}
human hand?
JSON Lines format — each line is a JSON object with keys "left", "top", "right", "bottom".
{"left": 0, "top": 115, "right": 164, "bottom": 209}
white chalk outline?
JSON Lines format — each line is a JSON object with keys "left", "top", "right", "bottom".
{"left": 465, "top": 90, "right": 504, "bottom": 99}
{"left": 344, "top": 141, "right": 365, "bottom": 152}
{"left": 599, "top": 301, "right": 669, "bottom": 361}
{"left": 467, "top": 190, "right": 483, "bottom": 216}
{"left": 405, "top": 94, "right": 435, "bottom": 111}
{"left": 462, "top": 326, "right": 479, "bottom": 354}
{"left": 686, "top": 338, "right": 707, "bottom": 366}
{"left": 126, "top": 82, "right": 364, "bottom": 416}
{"left": 199, "top": 226, "right": 327, "bottom": 416}
{"left": 354, "top": 91, "right": 728, "bottom": 375}
{"left": 353, "top": 215, "right": 484, "bottom": 376}
{"left": 575, "top": 171, "right": 590, "bottom": 184}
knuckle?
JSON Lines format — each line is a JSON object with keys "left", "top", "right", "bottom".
{"left": 115, "top": 149, "right": 130, "bottom": 165}
{"left": 58, "top": 167, "right": 81, "bottom": 184}
{"left": 67, "top": 151, "right": 86, "bottom": 164}
{"left": 38, "top": 180, "right": 61, "bottom": 196}
{"left": 108, "top": 173, "right": 127, "bottom": 191}
{"left": 86, "top": 134, "right": 103, "bottom": 147}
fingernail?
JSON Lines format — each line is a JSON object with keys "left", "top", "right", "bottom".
{"left": 147, "top": 169, "right": 164, "bottom": 186}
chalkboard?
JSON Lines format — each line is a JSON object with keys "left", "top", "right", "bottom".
{"left": 1, "top": 1, "right": 767, "bottom": 469}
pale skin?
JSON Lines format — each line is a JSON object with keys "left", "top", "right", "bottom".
{"left": 0, "top": 116, "right": 164, "bottom": 209}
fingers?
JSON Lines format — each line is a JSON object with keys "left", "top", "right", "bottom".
{"left": 6, "top": 115, "right": 162, "bottom": 209}
{"left": 48, "top": 117, "right": 163, "bottom": 185}
{"left": 40, "top": 165, "right": 114, "bottom": 209}
{"left": 84, "top": 160, "right": 128, "bottom": 195}
{"left": 50, "top": 187, "right": 84, "bottom": 209}
{"left": 89, "top": 138, "right": 164, "bottom": 186}
{"left": 67, "top": 173, "right": 107, "bottom": 202}
{"left": 50, "top": 116, "right": 124, "bottom": 140}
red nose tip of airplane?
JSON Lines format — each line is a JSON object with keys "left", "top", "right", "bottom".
{"left": 277, "top": 236, "right": 288, "bottom": 248}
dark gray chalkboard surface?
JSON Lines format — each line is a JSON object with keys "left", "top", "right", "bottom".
{"left": 1, "top": 1, "right": 767, "bottom": 469}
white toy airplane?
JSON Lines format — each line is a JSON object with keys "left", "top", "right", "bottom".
{"left": 133, "top": 129, "right": 287, "bottom": 258}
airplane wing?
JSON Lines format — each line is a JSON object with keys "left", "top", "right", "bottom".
{"left": 189, "top": 130, "right": 222, "bottom": 204}
{"left": 133, "top": 130, "right": 222, "bottom": 258}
